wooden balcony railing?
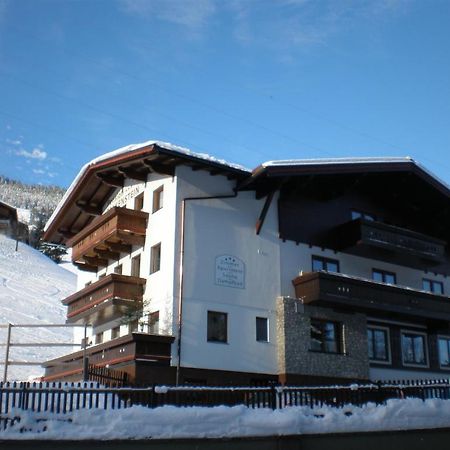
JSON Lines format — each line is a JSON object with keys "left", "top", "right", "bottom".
{"left": 292, "top": 271, "right": 450, "bottom": 322}
{"left": 327, "top": 218, "right": 446, "bottom": 270}
{"left": 43, "top": 332, "right": 175, "bottom": 382}
{"left": 67, "top": 207, "right": 148, "bottom": 267}
{"left": 63, "top": 274, "right": 145, "bottom": 326}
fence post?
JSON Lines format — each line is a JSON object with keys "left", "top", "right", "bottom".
{"left": 3, "top": 323, "right": 12, "bottom": 383}
{"left": 270, "top": 385, "right": 277, "bottom": 410}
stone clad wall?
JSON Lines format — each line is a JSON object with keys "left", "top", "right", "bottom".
{"left": 277, "top": 297, "right": 370, "bottom": 381}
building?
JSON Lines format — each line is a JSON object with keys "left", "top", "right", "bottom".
{"left": 43, "top": 141, "right": 450, "bottom": 385}
{"left": 0, "top": 200, "right": 28, "bottom": 242}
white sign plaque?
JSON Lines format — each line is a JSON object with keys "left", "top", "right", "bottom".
{"left": 215, "top": 255, "right": 245, "bottom": 289}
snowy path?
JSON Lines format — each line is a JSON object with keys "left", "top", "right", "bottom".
{"left": 0, "top": 236, "right": 76, "bottom": 380}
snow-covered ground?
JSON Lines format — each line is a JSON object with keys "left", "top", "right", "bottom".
{"left": 0, "top": 235, "right": 76, "bottom": 381}
{"left": 3, "top": 397, "right": 450, "bottom": 440}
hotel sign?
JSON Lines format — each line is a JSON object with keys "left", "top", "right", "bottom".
{"left": 215, "top": 255, "right": 245, "bottom": 289}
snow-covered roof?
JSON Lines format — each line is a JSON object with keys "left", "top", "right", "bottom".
{"left": 44, "top": 140, "right": 249, "bottom": 232}
{"left": 261, "top": 156, "right": 414, "bottom": 167}
{"left": 258, "top": 155, "right": 450, "bottom": 193}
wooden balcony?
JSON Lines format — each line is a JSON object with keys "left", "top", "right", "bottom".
{"left": 327, "top": 218, "right": 446, "bottom": 270}
{"left": 42, "top": 332, "right": 175, "bottom": 382}
{"left": 292, "top": 271, "right": 450, "bottom": 322}
{"left": 63, "top": 274, "right": 145, "bottom": 326}
{"left": 67, "top": 207, "right": 148, "bottom": 269}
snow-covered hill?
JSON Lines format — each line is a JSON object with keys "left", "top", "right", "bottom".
{"left": 0, "top": 235, "right": 76, "bottom": 381}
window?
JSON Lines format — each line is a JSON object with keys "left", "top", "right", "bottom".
{"left": 148, "top": 311, "right": 160, "bottom": 334}
{"left": 312, "top": 256, "right": 339, "bottom": 273}
{"left": 256, "top": 317, "right": 269, "bottom": 342}
{"left": 351, "top": 210, "right": 376, "bottom": 221}
{"left": 131, "top": 254, "right": 141, "bottom": 277}
{"left": 372, "top": 269, "right": 396, "bottom": 285}
{"left": 111, "top": 326, "right": 120, "bottom": 339}
{"left": 114, "top": 264, "right": 123, "bottom": 275}
{"left": 152, "top": 186, "right": 164, "bottom": 213}
{"left": 438, "top": 337, "right": 450, "bottom": 368}
{"left": 95, "top": 332, "right": 103, "bottom": 345}
{"left": 207, "top": 311, "right": 227, "bottom": 343}
{"left": 129, "top": 319, "right": 139, "bottom": 333}
{"left": 401, "top": 331, "right": 427, "bottom": 366}
{"left": 310, "top": 319, "right": 341, "bottom": 353}
{"left": 367, "top": 326, "right": 390, "bottom": 363}
{"left": 150, "top": 243, "right": 161, "bottom": 274}
{"left": 423, "top": 279, "right": 444, "bottom": 295}
{"left": 134, "top": 193, "right": 144, "bottom": 211}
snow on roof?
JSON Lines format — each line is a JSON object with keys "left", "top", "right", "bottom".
{"left": 261, "top": 156, "right": 415, "bottom": 167}
{"left": 44, "top": 140, "right": 249, "bottom": 232}
{"left": 260, "top": 156, "right": 450, "bottom": 193}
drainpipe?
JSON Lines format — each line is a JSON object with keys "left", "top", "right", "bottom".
{"left": 176, "top": 191, "right": 238, "bottom": 386}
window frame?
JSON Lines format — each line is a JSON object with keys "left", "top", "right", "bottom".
{"left": 367, "top": 325, "right": 391, "bottom": 364}
{"left": 152, "top": 185, "right": 164, "bottom": 214}
{"left": 111, "top": 326, "right": 121, "bottom": 340}
{"left": 207, "top": 310, "right": 228, "bottom": 343}
{"left": 150, "top": 243, "right": 161, "bottom": 274}
{"left": 256, "top": 317, "right": 269, "bottom": 343}
{"left": 134, "top": 192, "right": 144, "bottom": 211}
{"left": 438, "top": 335, "right": 450, "bottom": 369}
{"left": 310, "top": 319, "right": 342, "bottom": 354}
{"left": 400, "top": 329, "right": 429, "bottom": 368}
{"left": 131, "top": 254, "right": 141, "bottom": 278}
{"left": 372, "top": 268, "right": 397, "bottom": 285}
{"left": 148, "top": 310, "right": 160, "bottom": 335}
{"left": 423, "top": 278, "right": 444, "bottom": 295}
{"left": 311, "top": 255, "right": 340, "bottom": 273}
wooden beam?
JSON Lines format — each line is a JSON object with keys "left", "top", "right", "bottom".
{"left": 143, "top": 160, "right": 175, "bottom": 176}
{"left": 118, "top": 166, "right": 148, "bottom": 182}
{"left": 94, "top": 249, "right": 120, "bottom": 260}
{"left": 58, "top": 228, "right": 76, "bottom": 239}
{"left": 96, "top": 172, "right": 124, "bottom": 188}
{"left": 76, "top": 201, "right": 102, "bottom": 216}
{"left": 209, "top": 169, "right": 222, "bottom": 176}
{"left": 105, "top": 241, "right": 132, "bottom": 254}
{"left": 115, "top": 231, "right": 146, "bottom": 246}
{"left": 256, "top": 191, "right": 275, "bottom": 235}
{"left": 73, "top": 262, "right": 98, "bottom": 273}
{"left": 83, "top": 256, "right": 108, "bottom": 267}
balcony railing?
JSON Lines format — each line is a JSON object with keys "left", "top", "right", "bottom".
{"left": 68, "top": 207, "right": 148, "bottom": 267}
{"left": 43, "top": 332, "right": 174, "bottom": 382}
{"left": 63, "top": 274, "right": 145, "bottom": 326}
{"left": 292, "top": 271, "right": 450, "bottom": 321}
{"left": 328, "top": 218, "right": 446, "bottom": 269}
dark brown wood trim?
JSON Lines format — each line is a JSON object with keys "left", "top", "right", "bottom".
{"left": 256, "top": 190, "right": 275, "bottom": 235}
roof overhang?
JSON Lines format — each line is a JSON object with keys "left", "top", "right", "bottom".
{"left": 44, "top": 141, "right": 250, "bottom": 243}
{"left": 239, "top": 157, "right": 450, "bottom": 199}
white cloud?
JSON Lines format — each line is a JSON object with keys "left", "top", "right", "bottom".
{"left": 228, "top": 0, "right": 410, "bottom": 51}
{"left": 119, "top": 0, "right": 216, "bottom": 30}
{"left": 16, "top": 147, "right": 47, "bottom": 161}
{"left": 6, "top": 138, "right": 22, "bottom": 146}
{"left": 32, "top": 168, "right": 45, "bottom": 175}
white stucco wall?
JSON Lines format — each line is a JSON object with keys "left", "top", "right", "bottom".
{"left": 175, "top": 166, "right": 280, "bottom": 375}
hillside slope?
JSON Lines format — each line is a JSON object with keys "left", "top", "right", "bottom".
{"left": 0, "top": 235, "right": 76, "bottom": 381}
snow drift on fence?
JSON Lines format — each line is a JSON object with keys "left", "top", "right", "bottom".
{"left": 3, "top": 397, "right": 450, "bottom": 440}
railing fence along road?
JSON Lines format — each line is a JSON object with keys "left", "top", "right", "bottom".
{"left": 1, "top": 377, "right": 450, "bottom": 429}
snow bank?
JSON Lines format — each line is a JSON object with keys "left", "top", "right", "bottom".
{"left": 0, "top": 235, "right": 76, "bottom": 380}
{"left": 3, "top": 398, "right": 450, "bottom": 440}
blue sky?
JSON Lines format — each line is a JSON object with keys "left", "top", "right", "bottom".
{"left": 1, "top": 0, "right": 449, "bottom": 188}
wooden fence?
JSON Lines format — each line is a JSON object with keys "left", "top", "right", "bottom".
{"left": 1, "top": 378, "right": 450, "bottom": 424}
{"left": 87, "top": 364, "right": 128, "bottom": 387}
